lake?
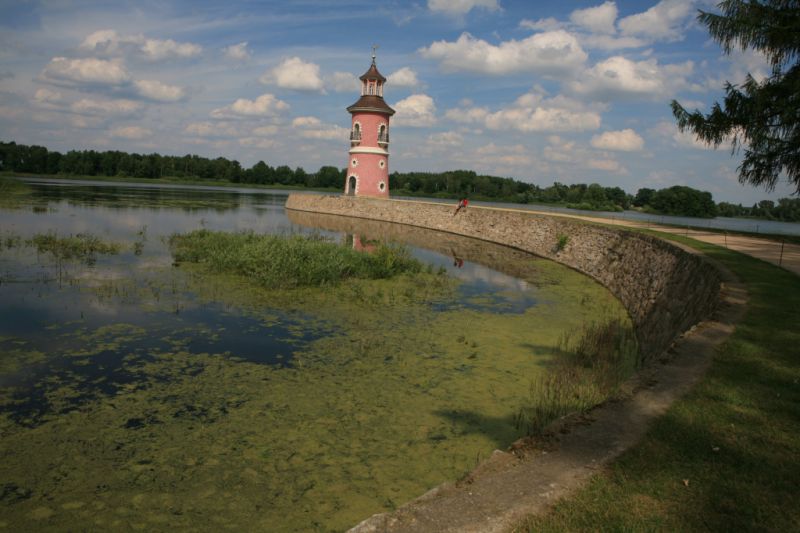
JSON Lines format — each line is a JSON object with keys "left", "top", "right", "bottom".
{"left": 0, "top": 178, "right": 629, "bottom": 531}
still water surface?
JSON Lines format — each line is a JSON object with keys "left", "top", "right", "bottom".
{"left": 0, "top": 179, "right": 627, "bottom": 531}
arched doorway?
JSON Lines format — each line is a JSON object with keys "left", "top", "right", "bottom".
{"left": 347, "top": 176, "right": 357, "bottom": 196}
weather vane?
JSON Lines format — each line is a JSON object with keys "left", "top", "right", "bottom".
{"left": 371, "top": 44, "right": 378, "bottom": 63}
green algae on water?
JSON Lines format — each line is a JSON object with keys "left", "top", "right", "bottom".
{"left": 0, "top": 217, "right": 634, "bottom": 532}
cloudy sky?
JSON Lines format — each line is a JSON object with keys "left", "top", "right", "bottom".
{"left": 1, "top": 0, "right": 795, "bottom": 204}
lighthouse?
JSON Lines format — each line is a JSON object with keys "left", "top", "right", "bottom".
{"left": 345, "top": 49, "right": 395, "bottom": 197}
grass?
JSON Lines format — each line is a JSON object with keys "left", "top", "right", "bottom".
{"left": 517, "top": 234, "right": 800, "bottom": 532}
{"left": 169, "top": 229, "right": 434, "bottom": 289}
{"left": 0, "top": 176, "right": 31, "bottom": 207}
{"left": 555, "top": 234, "right": 569, "bottom": 252}
{"left": 27, "top": 232, "right": 122, "bottom": 262}
{"left": 515, "top": 319, "right": 638, "bottom": 436}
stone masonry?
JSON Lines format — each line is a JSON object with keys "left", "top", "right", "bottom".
{"left": 285, "top": 193, "right": 723, "bottom": 360}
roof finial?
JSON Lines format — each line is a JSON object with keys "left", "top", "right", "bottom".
{"left": 371, "top": 44, "right": 378, "bottom": 64}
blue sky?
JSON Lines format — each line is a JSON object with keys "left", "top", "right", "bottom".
{"left": 1, "top": 0, "right": 796, "bottom": 204}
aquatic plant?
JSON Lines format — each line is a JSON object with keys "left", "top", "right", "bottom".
{"left": 27, "top": 232, "right": 122, "bottom": 262}
{"left": 515, "top": 319, "right": 638, "bottom": 436}
{"left": 0, "top": 176, "right": 31, "bottom": 207}
{"left": 169, "top": 229, "right": 429, "bottom": 289}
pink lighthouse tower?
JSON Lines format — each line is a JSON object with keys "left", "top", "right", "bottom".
{"left": 345, "top": 47, "right": 395, "bottom": 197}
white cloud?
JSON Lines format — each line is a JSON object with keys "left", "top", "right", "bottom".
{"left": 40, "top": 57, "right": 130, "bottom": 86}
{"left": 140, "top": 38, "right": 202, "bottom": 60}
{"left": 428, "top": 131, "right": 464, "bottom": 147}
{"left": 299, "top": 125, "right": 349, "bottom": 141}
{"left": 393, "top": 94, "right": 437, "bottom": 127}
{"left": 184, "top": 121, "right": 238, "bottom": 137}
{"left": 651, "top": 119, "right": 726, "bottom": 150}
{"left": 587, "top": 158, "right": 624, "bottom": 172}
{"left": 327, "top": 71, "right": 359, "bottom": 92}
{"left": 289, "top": 116, "right": 348, "bottom": 140}
{"left": 570, "top": 2, "right": 618, "bottom": 34}
{"left": 419, "top": 30, "right": 587, "bottom": 76}
{"left": 33, "top": 88, "right": 63, "bottom": 107}
{"left": 571, "top": 55, "right": 693, "bottom": 100}
{"left": 578, "top": 34, "right": 647, "bottom": 51}
{"left": 211, "top": 93, "right": 289, "bottom": 119}
{"left": 72, "top": 98, "right": 142, "bottom": 116}
{"left": 238, "top": 137, "right": 277, "bottom": 149}
{"left": 473, "top": 143, "right": 535, "bottom": 167}
{"left": 291, "top": 116, "right": 321, "bottom": 128}
{"left": 427, "top": 0, "right": 500, "bottom": 16}
{"left": 590, "top": 128, "right": 644, "bottom": 151}
{"left": 223, "top": 42, "right": 250, "bottom": 60}
{"left": 109, "top": 126, "right": 152, "bottom": 139}
{"left": 618, "top": 0, "right": 695, "bottom": 42}
{"left": 260, "top": 57, "right": 324, "bottom": 92}
{"left": 80, "top": 29, "right": 202, "bottom": 60}
{"left": 252, "top": 125, "right": 278, "bottom": 136}
{"left": 448, "top": 91, "right": 601, "bottom": 133}
{"left": 544, "top": 135, "right": 627, "bottom": 174}
{"left": 387, "top": 67, "right": 420, "bottom": 88}
{"left": 134, "top": 79, "right": 186, "bottom": 102}
{"left": 519, "top": 18, "right": 564, "bottom": 32}
{"left": 80, "top": 30, "right": 122, "bottom": 52}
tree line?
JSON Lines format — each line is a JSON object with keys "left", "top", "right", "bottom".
{"left": 2, "top": 140, "right": 798, "bottom": 221}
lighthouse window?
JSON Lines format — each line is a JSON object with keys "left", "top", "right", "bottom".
{"left": 378, "top": 181, "right": 386, "bottom": 192}
{"left": 351, "top": 158, "right": 358, "bottom": 167}
{"left": 379, "top": 159, "right": 385, "bottom": 169}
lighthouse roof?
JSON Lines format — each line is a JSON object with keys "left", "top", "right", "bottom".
{"left": 347, "top": 94, "right": 395, "bottom": 115}
{"left": 359, "top": 61, "right": 386, "bottom": 82}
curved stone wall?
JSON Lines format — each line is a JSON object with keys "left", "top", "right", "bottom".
{"left": 286, "top": 193, "right": 723, "bottom": 360}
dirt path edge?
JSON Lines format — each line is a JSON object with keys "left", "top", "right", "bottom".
{"left": 349, "top": 254, "right": 747, "bottom": 533}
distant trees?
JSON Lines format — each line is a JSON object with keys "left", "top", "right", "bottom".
{"left": 647, "top": 185, "right": 718, "bottom": 218}
{"left": 3, "top": 139, "right": 798, "bottom": 221}
{"left": 718, "top": 197, "right": 800, "bottom": 221}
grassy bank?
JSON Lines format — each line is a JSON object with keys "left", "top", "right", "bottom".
{"left": 169, "top": 230, "right": 431, "bottom": 289}
{"left": 518, "top": 235, "right": 800, "bottom": 532}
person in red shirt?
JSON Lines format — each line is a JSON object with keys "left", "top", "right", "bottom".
{"left": 453, "top": 198, "right": 468, "bottom": 216}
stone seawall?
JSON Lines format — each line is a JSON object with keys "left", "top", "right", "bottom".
{"left": 286, "top": 193, "right": 723, "bottom": 360}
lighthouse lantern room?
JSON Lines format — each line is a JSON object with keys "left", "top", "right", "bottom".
{"left": 345, "top": 48, "right": 395, "bottom": 197}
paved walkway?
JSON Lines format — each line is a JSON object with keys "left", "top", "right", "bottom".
{"left": 481, "top": 206, "right": 800, "bottom": 277}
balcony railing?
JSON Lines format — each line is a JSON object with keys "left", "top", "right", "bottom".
{"left": 350, "top": 131, "right": 361, "bottom": 144}
{"left": 378, "top": 132, "right": 389, "bottom": 145}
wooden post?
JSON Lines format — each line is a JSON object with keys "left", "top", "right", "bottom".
{"left": 779, "top": 239, "right": 785, "bottom": 266}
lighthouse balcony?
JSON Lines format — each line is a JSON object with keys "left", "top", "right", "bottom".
{"left": 377, "top": 132, "right": 389, "bottom": 146}
{"left": 350, "top": 131, "right": 361, "bottom": 145}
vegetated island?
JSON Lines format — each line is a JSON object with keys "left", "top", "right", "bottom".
{"left": 3, "top": 140, "right": 799, "bottom": 221}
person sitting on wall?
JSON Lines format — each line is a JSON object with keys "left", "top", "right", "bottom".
{"left": 454, "top": 198, "right": 468, "bottom": 216}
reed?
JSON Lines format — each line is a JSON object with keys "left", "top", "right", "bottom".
{"left": 27, "top": 232, "right": 122, "bottom": 262}
{"left": 169, "top": 229, "right": 428, "bottom": 289}
{"left": 516, "top": 319, "right": 638, "bottom": 436}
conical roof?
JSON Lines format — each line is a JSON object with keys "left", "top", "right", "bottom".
{"left": 359, "top": 60, "right": 386, "bottom": 82}
{"left": 347, "top": 95, "right": 395, "bottom": 115}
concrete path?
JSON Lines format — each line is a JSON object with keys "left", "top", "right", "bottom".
{"left": 476, "top": 206, "right": 800, "bottom": 277}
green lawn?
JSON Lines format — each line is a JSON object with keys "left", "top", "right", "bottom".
{"left": 518, "top": 235, "right": 800, "bottom": 532}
